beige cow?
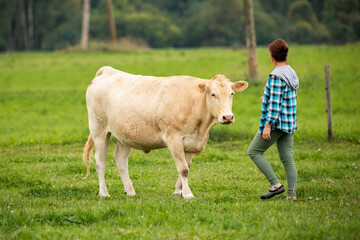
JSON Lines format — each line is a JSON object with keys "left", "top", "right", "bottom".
{"left": 83, "top": 66, "right": 248, "bottom": 199}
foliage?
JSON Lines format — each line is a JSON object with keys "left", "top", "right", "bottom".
{"left": 62, "top": 38, "right": 150, "bottom": 53}
{"left": 0, "top": 44, "right": 360, "bottom": 238}
{"left": 1, "top": 0, "right": 360, "bottom": 51}
{"left": 122, "top": 12, "right": 180, "bottom": 48}
{"left": 0, "top": 0, "right": 82, "bottom": 51}
{"left": 288, "top": 0, "right": 318, "bottom": 24}
{"left": 286, "top": 0, "right": 330, "bottom": 43}
{"left": 322, "top": 0, "right": 360, "bottom": 42}
{"left": 41, "top": 15, "right": 82, "bottom": 50}
{"left": 253, "top": 10, "right": 277, "bottom": 45}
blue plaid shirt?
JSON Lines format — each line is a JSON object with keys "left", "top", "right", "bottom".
{"left": 259, "top": 75, "right": 297, "bottom": 134}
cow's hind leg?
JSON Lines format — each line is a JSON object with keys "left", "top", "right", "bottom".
{"left": 173, "top": 153, "right": 194, "bottom": 197}
{"left": 114, "top": 141, "right": 135, "bottom": 196}
{"left": 93, "top": 132, "right": 111, "bottom": 197}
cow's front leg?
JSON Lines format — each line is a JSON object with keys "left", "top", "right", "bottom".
{"left": 173, "top": 176, "right": 182, "bottom": 197}
{"left": 173, "top": 152, "right": 195, "bottom": 197}
{"left": 167, "top": 137, "right": 194, "bottom": 199}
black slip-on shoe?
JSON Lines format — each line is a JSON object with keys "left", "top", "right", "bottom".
{"left": 260, "top": 184, "right": 285, "bottom": 200}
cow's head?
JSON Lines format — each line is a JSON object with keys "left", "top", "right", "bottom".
{"left": 198, "top": 75, "right": 248, "bottom": 124}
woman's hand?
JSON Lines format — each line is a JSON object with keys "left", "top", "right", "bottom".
{"left": 262, "top": 124, "right": 271, "bottom": 141}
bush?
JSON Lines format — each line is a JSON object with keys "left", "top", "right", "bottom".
{"left": 180, "top": 0, "right": 244, "bottom": 47}
{"left": 62, "top": 38, "right": 150, "bottom": 53}
{"left": 351, "top": 13, "right": 360, "bottom": 38}
{"left": 288, "top": 20, "right": 314, "bottom": 43}
{"left": 89, "top": 11, "right": 109, "bottom": 40}
{"left": 254, "top": 11, "right": 277, "bottom": 45}
{"left": 41, "top": 15, "right": 81, "bottom": 50}
{"left": 287, "top": 0, "right": 330, "bottom": 44}
{"left": 179, "top": 16, "right": 210, "bottom": 47}
{"left": 288, "top": 0, "right": 317, "bottom": 24}
{"left": 325, "top": 17, "right": 356, "bottom": 42}
{"left": 123, "top": 12, "right": 180, "bottom": 48}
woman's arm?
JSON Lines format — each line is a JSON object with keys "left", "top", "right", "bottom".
{"left": 265, "top": 76, "right": 283, "bottom": 126}
{"left": 262, "top": 123, "right": 272, "bottom": 141}
{"left": 262, "top": 76, "right": 284, "bottom": 140}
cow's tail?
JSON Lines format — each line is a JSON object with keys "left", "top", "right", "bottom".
{"left": 82, "top": 134, "right": 94, "bottom": 179}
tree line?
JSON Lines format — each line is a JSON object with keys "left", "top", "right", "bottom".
{"left": 1, "top": 0, "right": 359, "bottom": 51}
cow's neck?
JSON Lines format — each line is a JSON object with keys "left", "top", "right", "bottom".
{"left": 200, "top": 112, "right": 217, "bottom": 135}
{"left": 182, "top": 95, "right": 218, "bottom": 153}
{"left": 196, "top": 105, "right": 217, "bottom": 149}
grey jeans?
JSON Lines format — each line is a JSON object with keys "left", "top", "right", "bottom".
{"left": 248, "top": 130, "right": 297, "bottom": 197}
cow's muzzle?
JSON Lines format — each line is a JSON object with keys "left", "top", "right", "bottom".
{"left": 219, "top": 114, "right": 234, "bottom": 124}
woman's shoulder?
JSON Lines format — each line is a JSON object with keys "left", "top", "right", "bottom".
{"left": 267, "top": 75, "right": 286, "bottom": 86}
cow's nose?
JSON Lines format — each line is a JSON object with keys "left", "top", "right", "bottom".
{"left": 222, "top": 114, "right": 234, "bottom": 124}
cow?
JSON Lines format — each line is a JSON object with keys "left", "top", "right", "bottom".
{"left": 82, "top": 66, "right": 248, "bottom": 199}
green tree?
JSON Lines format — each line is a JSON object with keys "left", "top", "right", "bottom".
{"left": 1, "top": 0, "right": 360, "bottom": 51}
{"left": 181, "top": 0, "right": 244, "bottom": 47}
{"left": 253, "top": 2, "right": 277, "bottom": 45}
{"left": 323, "top": 0, "right": 359, "bottom": 42}
{"left": 289, "top": 0, "right": 318, "bottom": 23}
{"left": 288, "top": 0, "right": 329, "bottom": 43}
{"left": 123, "top": 12, "right": 180, "bottom": 47}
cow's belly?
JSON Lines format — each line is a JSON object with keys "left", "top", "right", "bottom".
{"left": 109, "top": 120, "right": 166, "bottom": 150}
{"left": 117, "top": 137, "right": 166, "bottom": 151}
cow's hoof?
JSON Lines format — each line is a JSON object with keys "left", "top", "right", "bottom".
{"left": 183, "top": 193, "right": 195, "bottom": 199}
{"left": 173, "top": 189, "right": 182, "bottom": 197}
{"left": 126, "top": 191, "right": 136, "bottom": 197}
{"left": 99, "top": 193, "right": 111, "bottom": 197}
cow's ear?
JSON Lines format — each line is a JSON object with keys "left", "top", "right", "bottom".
{"left": 198, "top": 83, "right": 208, "bottom": 93}
{"left": 232, "top": 81, "right": 248, "bottom": 92}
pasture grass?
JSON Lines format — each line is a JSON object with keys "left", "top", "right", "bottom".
{"left": 1, "top": 44, "right": 360, "bottom": 239}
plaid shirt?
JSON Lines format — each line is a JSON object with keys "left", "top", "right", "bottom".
{"left": 259, "top": 75, "right": 297, "bottom": 134}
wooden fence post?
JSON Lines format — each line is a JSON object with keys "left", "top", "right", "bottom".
{"left": 324, "top": 65, "right": 333, "bottom": 141}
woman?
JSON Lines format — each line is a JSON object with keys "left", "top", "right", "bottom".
{"left": 248, "top": 39, "right": 299, "bottom": 201}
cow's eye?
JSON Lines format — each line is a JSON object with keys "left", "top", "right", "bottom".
{"left": 211, "top": 93, "right": 216, "bottom": 98}
{"left": 231, "top": 92, "right": 234, "bottom": 96}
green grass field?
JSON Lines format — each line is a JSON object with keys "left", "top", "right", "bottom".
{"left": 1, "top": 44, "right": 359, "bottom": 239}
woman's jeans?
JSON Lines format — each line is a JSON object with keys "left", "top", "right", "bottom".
{"left": 248, "top": 130, "right": 297, "bottom": 197}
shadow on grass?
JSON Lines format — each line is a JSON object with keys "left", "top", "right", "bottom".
{"left": 22, "top": 185, "right": 96, "bottom": 199}
{"left": 0, "top": 206, "right": 129, "bottom": 232}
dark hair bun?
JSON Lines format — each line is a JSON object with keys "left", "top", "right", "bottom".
{"left": 269, "top": 39, "right": 288, "bottom": 62}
